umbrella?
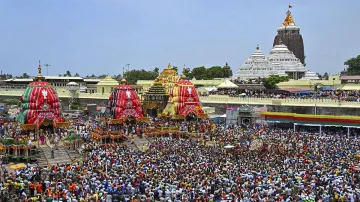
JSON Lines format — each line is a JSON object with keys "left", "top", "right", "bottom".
{"left": 10, "top": 163, "right": 26, "bottom": 169}
{"left": 224, "top": 145, "right": 234, "bottom": 149}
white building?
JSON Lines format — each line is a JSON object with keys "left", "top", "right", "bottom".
{"left": 234, "top": 42, "right": 306, "bottom": 80}
{"left": 300, "top": 70, "right": 320, "bottom": 80}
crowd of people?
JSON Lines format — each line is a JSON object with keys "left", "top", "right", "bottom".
{"left": 0, "top": 122, "right": 359, "bottom": 201}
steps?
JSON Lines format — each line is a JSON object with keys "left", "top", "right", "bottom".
{"left": 41, "top": 147, "right": 72, "bottom": 166}
{"left": 123, "top": 135, "right": 151, "bottom": 151}
{"left": 66, "top": 149, "right": 82, "bottom": 162}
{"left": 36, "top": 149, "right": 48, "bottom": 168}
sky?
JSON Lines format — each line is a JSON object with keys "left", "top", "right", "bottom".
{"left": 0, "top": 0, "right": 359, "bottom": 77}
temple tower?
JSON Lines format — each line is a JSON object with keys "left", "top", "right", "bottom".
{"left": 273, "top": 6, "right": 305, "bottom": 65}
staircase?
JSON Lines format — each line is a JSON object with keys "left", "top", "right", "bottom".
{"left": 66, "top": 149, "right": 82, "bottom": 162}
{"left": 123, "top": 135, "right": 151, "bottom": 151}
{"left": 41, "top": 147, "right": 72, "bottom": 166}
{"left": 36, "top": 149, "right": 48, "bottom": 168}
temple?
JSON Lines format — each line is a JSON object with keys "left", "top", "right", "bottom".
{"left": 142, "top": 79, "right": 169, "bottom": 118}
{"left": 300, "top": 70, "right": 320, "bottom": 80}
{"left": 155, "top": 63, "right": 180, "bottom": 94}
{"left": 16, "top": 62, "right": 68, "bottom": 129}
{"left": 162, "top": 75, "right": 206, "bottom": 119}
{"left": 273, "top": 7, "right": 305, "bottom": 65}
{"left": 233, "top": 42, "right": 306, "bottom": 79}
{"left": 107, "top": 79, "right": 144, "bottom": 120}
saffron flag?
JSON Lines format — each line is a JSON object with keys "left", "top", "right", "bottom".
{"left": 289, "top": 5, "right": 292, "bottom": 8}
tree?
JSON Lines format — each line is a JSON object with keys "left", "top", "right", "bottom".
{"left": 191, "top": 66, "right": 207, "bottom": 80}
{"left": 64, "top": 70, "right": 72, "bottom": 77}
{"left": 182, "top": 67, "right": 192, "bottom": 79}
{"left": 262, "top": 75, "right": 289, "bottom": 89}
{"left": 173, "top": 66, "right": 178, "bottom": 73}
{"left": 123, "top": 69, "right": 158, "bottom": 85}
{"left": 98, "top": 74, "right": 107, "bottom": 79}
{"left": 154, "top": 67, "right": 159, "bottom": 76}
{"left": 223, "top": 63, "right": 233, "bottom": 78}
{"left": 204, "top": 66, "right": 224, "bottom": 79}
{"left": 18, "top": 73, "right": 30, "bottom": 78}
{"left": 74, "top": 73, "right": 80, "bottom": 77}
{"left": 323, "top": 72, "right": 329, "bottom": 80}
{"left": 344, "top": 55, "right": 360, "bottom": 75}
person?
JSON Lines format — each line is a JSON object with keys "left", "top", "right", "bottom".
{"left": 29, "top": 182, "right": 35, "bottom": 197}
{"left": 51, "top": 148, "right": 55, "bottom": 159}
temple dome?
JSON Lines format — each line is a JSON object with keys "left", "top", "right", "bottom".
{"left": 162, "top": 77, "right": 205, "bottom": 117}
{"left": 233, "top": 43, "right": 306, "bottom": 80}
{"left": 300, "top": 70, "right": 320, "bottom": 80}
{"left": 108, "top": 81, "right": 143, "bottom": 119}
{"left": 96, "top": 76, "right": 119, "bottom": 86}
{"left": 267, "top": 43, "right": 306, "bottom": 76}
{"left": 16, "top": 64, "right": 64, "bottom": 126}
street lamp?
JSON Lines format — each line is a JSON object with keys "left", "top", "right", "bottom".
{"left": 44, "top": 64, "right": 51, "bottom": 76}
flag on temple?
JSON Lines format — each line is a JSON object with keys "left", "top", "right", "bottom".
{"left": 289, "top": 5, "right": 292, "bottom": 8}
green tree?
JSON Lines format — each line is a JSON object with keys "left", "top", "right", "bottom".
{"left": 74, "top": 73, "right": 80, "bottom": 77}
{"left": 64, "top": 70, "right": 71, "bottom": 77}
{"left": 262, "top": 75, "right": 289, "bottom": 89}
{"left": 323, "top": 72, "right": 329, "bottom": 80}
{"left": 173, "top": 66, "right": 178, "bottom": 73}
{"left": 123, "top": 69, "right": 158, "bottom": 85}
{"left": 182, "top": 67, "right": 192, "bottom": 79}
{"left": 191, "top": 66, "right": 207, "bottom": 80}
{"left": 98, "top": 74, "right": 107, "bottom": 79}
{"left": 223, "top": 63, "right": 233, "bottom": 78}
{"left": 204, "top": 66, "right": 224, "bottom": 79}
{"left": 344, "top": 55, "right": 360, "bottom": 75}
{"left": 18, "top": 73, "right": 30, "bottom": 78}
{"left": 154, "top": 67, "right": 159, "bottom": 76}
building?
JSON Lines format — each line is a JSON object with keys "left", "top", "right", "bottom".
{"left": 96, "top": 76, "right": 119, "bottom": 95}
{"left": 300, "top": 71, "right": 320, "bottom": 80}
{"left": 267, "top": 42, "right": 306, "bottom": 79}
{"left": 233, "top": 43, "right": 306, "bottom": 80}
{"left": 277, "top": 74, "right": 341, "bottom": 90}
{"left": 273, "top": 8, "right": 305, "bottom": 65}
{"left": 2, "top": 76, "right": 100, "bottom": 93}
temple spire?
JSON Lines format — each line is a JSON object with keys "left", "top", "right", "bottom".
{"left": 256, "top": 44, "right": 259, "bottom": 50}
{"left": 38, "top": 60, "right": 42, "bottom": 75}
{"left": 167, "top": 63, "right": 172, "bottom": 69}
{"left": 35, "top": 60, "right": 45, "bottom": 81}
{"left": 282, "top": 8, "right": 296, "bottom": 26}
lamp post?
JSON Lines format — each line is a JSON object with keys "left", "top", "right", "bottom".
{"left": 44, "top": 64, "right": 50, "bottom": 76}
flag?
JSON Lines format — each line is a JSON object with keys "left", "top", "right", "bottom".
{"left": 289, "top": 5, "right": 292, "bottom": 8}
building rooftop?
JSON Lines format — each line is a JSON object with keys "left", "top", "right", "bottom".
{"left": 96, "top": 76, "right": 119, "bottom": 86}
{"left": 339, "top": 75, "right": 360, "bottom": 80}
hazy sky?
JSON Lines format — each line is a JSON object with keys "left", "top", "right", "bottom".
{"left": 0, "top": 0, "right": 359, "bottom": 77}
